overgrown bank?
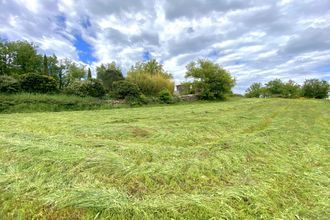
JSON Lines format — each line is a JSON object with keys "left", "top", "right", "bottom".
{"left": 0, "top": 93, "right": 116, "bottom": 113}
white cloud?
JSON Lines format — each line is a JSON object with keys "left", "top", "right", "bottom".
{"left": 0, "top": 0, "right": 329, "bottom": 93}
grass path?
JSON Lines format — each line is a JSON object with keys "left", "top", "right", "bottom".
{"left": 0, "top": 98, "right": 329, "bottom": 219}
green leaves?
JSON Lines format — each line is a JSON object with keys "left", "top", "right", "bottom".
{"left": 185, "top": 59, "right": 235, "bottom": 100}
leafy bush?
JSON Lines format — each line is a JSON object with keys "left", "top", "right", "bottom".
{"left": 265, "top": 79, "right": 285, "bottom": 97}
{"left": 159, "top": 88, "right": 173, "bottom": 103}
{"left": 245, "top": 82, "right": 263, "bottom": 98}
{"left": 0, "top": 75, "right": 21, "bottom": 93}
{"left": 127, "top": 60, "right": 174, "bottom": 96}
{"left": 111, "top": 80, "right": 140, "bottom": 99}
{"left": 96, "top": 62, "right": 124, "bottom": 91}
{"left": 20, "top": 73, "right": 58, "bottom": 93}
{"left": 64, "top": 79, "right": 106, "bottom": 98}
{"left": 302, "top": 79, "right": 329, "bottom": 99}
{"left": 185, "top": 59, "right": 235, "bottom": 100}
{"left": 282, "top": 80, "right": 301, "bottom": 98}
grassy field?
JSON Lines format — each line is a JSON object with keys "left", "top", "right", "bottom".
{"left": 0, "top": 98, "right": 329, "bottom": 219}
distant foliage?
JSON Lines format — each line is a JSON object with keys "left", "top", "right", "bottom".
{"left": 20, "top": 73, "right": 58, "bottom": 93}
{"left": 0, "top": 40, "right": 42, "bottom": 76}
{"left": 245, "top": 82, "right": 263, "bottom": 98}
{"left": 0, "top": 75, "right": 21, "bottom": 93}
{"left": 245, "top": 78, "right": 330, "bottom": 99}
{"left": 282, "top": 80, "right": 301, "bottom": 98}
{"left": 111, "top": 80, "right": 141, "bottom": 99}
{"left": 302, "top": 79, "right": 329, "bottom": 99}
{"left": 265, "top": 79, "right": 285, "bottom": 97}
{"left": 64, "top": 79, "right": 106, "bottom": 98}
{"left": 127, "top": 59, "right": 174, "bottom": 96}
{"left": 185, "top": 59, "right": 235, "bottom": 100}
{"left": 96, "top": 62, "right": 124, "bottom": 91}
{"left": 159, "top": 88, "right": 173, "bottom": 104}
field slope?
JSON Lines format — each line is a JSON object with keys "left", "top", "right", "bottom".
{"left": 0, "top": 98, "right": 329, "bottom": 219}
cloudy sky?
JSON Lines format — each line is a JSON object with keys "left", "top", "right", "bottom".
{"left": 1, "top": 0, "right": 330, "bottom": 93}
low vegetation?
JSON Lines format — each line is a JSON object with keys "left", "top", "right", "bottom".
{"left": 0, "top": 98, "right": 329, "bottom": 219}
{"left": 245, "top": 78, "right": 329, "bottom": 99}
{"left": 0, "top": 93, "right": 115, "bottom": 113}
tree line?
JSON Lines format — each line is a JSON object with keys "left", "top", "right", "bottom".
{"left": 245, "top": 79, "right": 329, "bottom": 99}
{"left": 1, "top": 40, "right": 328, "bottom": 102}
{"left": 0, "top": 40, "right": 236, "bottom": 103}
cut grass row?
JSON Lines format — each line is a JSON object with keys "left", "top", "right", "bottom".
{"left": 0, "top": 98, "right": 329, "bottom": 219}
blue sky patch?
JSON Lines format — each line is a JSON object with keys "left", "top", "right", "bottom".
{"left": 142, "top": 51, "right": 152, "bottom": 61}
{"left": 73, "top": 34, "right": 96, "bottom": 63}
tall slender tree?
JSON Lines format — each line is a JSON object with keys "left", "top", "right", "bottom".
{"left": 43, "top": 55, "right": 48, "bottom": 75}
{"left": 87, "top": 67, "right": 92, "bottom": 79}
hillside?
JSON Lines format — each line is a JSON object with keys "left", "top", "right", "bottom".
{"left": 0, "top": 98, "right": 329, "bottom": 219}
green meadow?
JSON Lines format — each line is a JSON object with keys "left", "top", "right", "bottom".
{"left": 0, "top": 98, "right": 329, "bottom": 219}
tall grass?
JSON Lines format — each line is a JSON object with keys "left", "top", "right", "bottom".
{"left": 127, "top": 72, "right": 174, "bottom": 96}
{"left": 0, "top": 93, "right": 116, "bottom": 113}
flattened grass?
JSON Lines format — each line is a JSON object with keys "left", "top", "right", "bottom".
{"left": 0, "top": 98, "right": 329, "bottom": 219}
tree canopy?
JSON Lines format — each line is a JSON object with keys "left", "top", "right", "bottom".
{"left": 96, "top": 62, "right": 124, "bottom": 91}
{"left": 185, "top": 59, "right": 235, "bottom": 100}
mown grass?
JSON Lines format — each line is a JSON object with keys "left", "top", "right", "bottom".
{"left": 0, "top": 98, "right": 329, "bottom": 219}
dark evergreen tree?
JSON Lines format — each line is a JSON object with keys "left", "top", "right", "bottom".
{"left": 43, "top": 55, "right": 49, "bottom": 75}
{"left": 87, "top": 68, "right": 92, "bottom": 79}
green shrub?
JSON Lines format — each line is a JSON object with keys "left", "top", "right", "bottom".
{"left": 0, "top": 75, "right": 21, "bottom": 93}
{"left": 159, "top": 88, "right": 173, "bottom": 103}
{"left": 126, "top": 60, "right": 174, "bottom": 96}
{"left": 185, "top": 59, "right": 235, "bottom": 100}
{"left": 302, "top": 79, "right": 329, "bottom": 99}
{"left": 245, "top": 82, "right": 263, "bottom": 98}
{"left": 20, "top": 73, "right": 58, "bottom": 93}
{"left": 112, "top": 80, "right": 140, "bottom": 99}
{"left": 64, "top": 79, "right": 106, "bottom": 98}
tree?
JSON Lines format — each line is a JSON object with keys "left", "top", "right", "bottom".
{"left": 127, "top": 59, "right": 174, "bottom": 96}
{"left": 302, "top": 79, "right": 329, "bottom": 99}
{"left": 87, "top": 68, "right": 92, "bottom": 79}
{"left": 245, "top": 82, "right": 263, "bottom": 98}
{"left": 43, "top": 55, "right": 49, "bottom": 75}
{"left": 96, "top": 62, "right": 124, "bottom": 91}
{"left": 68, "top": 62, "right": 85, "bottom": 82}
{"left": 46, "top": 55, "right": 64, "bottom": 89}
{"left": 0, "top": 40, "right": 42, "bottom": 75}
{"left": 265, "top": 79, "right": 285, "bottom": 97}
{"left": 185, "top": 59, "right": 235, "bottom": 100}
{"left": 0, "top": 40, "right": 11, "bottom": 75}
{"left": 58, "top": 59, "right": 85, "bottom": 87}
{"left": 282, "top": 80, "right": 301, "bottom": 98}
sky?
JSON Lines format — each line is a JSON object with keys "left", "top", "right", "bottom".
{"left": 1, "top": 0, "right": 330, "bottom": 93}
